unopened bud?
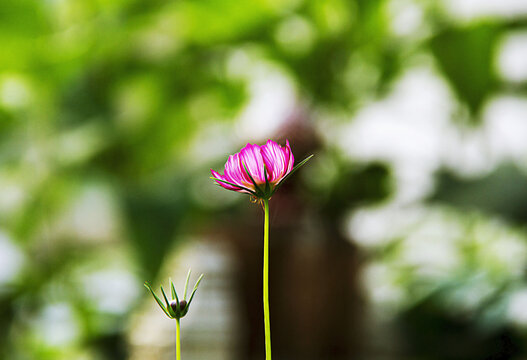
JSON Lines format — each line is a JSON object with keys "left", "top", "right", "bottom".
{"left": 170, "top": 300, "right": 179, "bottom": 313}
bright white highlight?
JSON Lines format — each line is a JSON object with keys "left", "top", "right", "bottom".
{"left": 497, "top": 32, "right": 527, "bottom": 83}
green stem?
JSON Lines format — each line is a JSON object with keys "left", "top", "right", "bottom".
{"left": 263, "top": 198, "right": 271, "bottom": 360}
{"left": 176, "top": 318, "right": 181, "bottom": 360}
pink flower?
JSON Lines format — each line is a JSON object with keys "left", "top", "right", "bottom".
{"left": 211, "top": 140, "right": 312, "bottom": 199}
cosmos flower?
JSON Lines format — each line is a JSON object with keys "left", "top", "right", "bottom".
{"left": 211, "top": 139, "right": 311, "bottom": 360}
{"left": 210, "top": 140, "right": 312, "bottom": 200}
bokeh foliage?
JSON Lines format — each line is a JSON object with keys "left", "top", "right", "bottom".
{"left": 1, "top": 0, "right": 527, "bottom": 359}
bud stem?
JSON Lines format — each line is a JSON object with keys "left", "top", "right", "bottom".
{"left": 263, "top": 198, "right": 272, "bottom": 360}
{"left": 175, "top": 318, "right": 181, "bottom": 360}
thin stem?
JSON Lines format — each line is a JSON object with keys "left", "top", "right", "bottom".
{"left": 263, "top": 198, "right": 272, "bottom": 360}
{"left": 175, "top": 318, "right": 181, "bottom": 360}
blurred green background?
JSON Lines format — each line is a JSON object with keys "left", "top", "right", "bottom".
{"left": 2, "top": 0, "right": 527, "bottom": 359}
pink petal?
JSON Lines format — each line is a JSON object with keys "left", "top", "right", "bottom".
{"left": 223, "top": 154, "right": 250, "bottom": 188}
{"left": 239, "top": 143, "right": 266, "bottom": 184}
{"left": 261, "top": 140, "right": 288, "bottom": 183}
{"left": 211, "top": 169, "right": 239, "bottom": 191}
{"left": 284, "top": 139, "right": 294, "bottom": 173}
{"left": 211, "top": 168, "right": 253, "bottom": 194}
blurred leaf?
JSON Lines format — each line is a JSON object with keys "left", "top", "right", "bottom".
{"left": 173, "top": 0, "right": 278, "bottom": 44}
{"left": 124, "top": 188, "right": 188, "bottom": 278}
{"left": 322, "top": 162, "right": 391, "bottom": 217}
{"left": 431, "top": 163, "right": 527, "bottom": 223}
{"left": 430, "top": 23, "right": 501, "bottom": 118}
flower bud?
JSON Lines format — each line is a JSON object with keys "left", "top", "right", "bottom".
{"left": 169, "top": 299, "right": 188, "bottom": 318}
{"left": 144, "top": 272, "right": 203, "bottom": 320}
{"left": 170, "top": 300, "right": 179, "bottom": 313}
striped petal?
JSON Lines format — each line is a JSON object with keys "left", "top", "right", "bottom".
{"left": 211, "top": 169, "right": 241, "bottom": 191}
{"left": 239, "top": 143, "right": 267, "bottom": 184}
{"left": 261, "top": 140, "right": 286, "bottom": 183}
{"left": 223, "top": 153, "right": 253, "bottom": 189}
{"left": 284, "top": 139, "right": 294, "bottom": 173}
{"left": 261, "top": 139, "right": 294, "bottom": 183}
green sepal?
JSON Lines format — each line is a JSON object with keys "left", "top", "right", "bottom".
{"left": 272, "top": 154, "right": 313, "bottom": 195}
{"left": 170, "top": 278, "right": 179, "bottom": 305}
{"left": 186, "top": 274, "right": 204, "bottom": 310}
{"left": 183, "top": 269, "right": 191, "bottom": 300}
{"left": 264, "top": 165, "right": 271, "bottom": 196}
{"left": 161, "top": 286, "right": 176, "bottom": 317}
{"left": 241, "top": 160, "right": 264, "bottom": 197}
{"left": 144, "top": 282, "right": 172, "bottom": 318}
